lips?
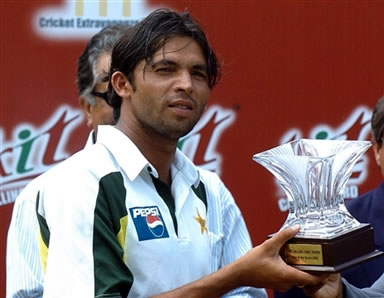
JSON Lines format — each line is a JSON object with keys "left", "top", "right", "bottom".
{"left": 168, "top": 99, "right": 193, "bottom": 109}
{"left": 168, "top": 98, "right": 195, "bottom": 115}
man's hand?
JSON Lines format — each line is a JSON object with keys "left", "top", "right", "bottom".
{"left": 303, "top": 273, "right": 343, "bottom": 298}
{"left": 151, "top": 226, "right": 328, "bottom": 297}
{"left": 230, "top": 225, "right": 328, "bottom": 292}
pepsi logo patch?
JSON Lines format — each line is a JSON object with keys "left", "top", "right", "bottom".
{"left": 129, "top": 206, "right": 169, "bottom": 241}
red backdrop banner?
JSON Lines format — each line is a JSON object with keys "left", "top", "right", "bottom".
{"left": 2, "top": 1, "right": 384, "bottom": 297}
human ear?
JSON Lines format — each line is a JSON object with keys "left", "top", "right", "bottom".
{"left": 111, "top": 71, "right": 132, "bottom": 99}
{"left": 79, "top": 97, "right": 93, "bottom": 128}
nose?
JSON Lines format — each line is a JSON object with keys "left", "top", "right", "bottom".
{"left": 175, "top": 70, "right": 193, "bottom": 94}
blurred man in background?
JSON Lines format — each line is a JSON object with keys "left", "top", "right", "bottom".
{"left": 6, "top": 24, "right": 132, "bottom": 298}
{"left": 342, "top": 95, "right": 384, "bottom": 287}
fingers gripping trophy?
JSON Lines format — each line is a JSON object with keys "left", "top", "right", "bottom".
{"left": 253, "top": 139, "right": 383, "bottom": 272}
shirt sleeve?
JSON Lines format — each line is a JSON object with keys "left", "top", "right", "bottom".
{"left": 6, "top": 181, "right": 44, "bottom": 298}
{"left": 344, "top": 273, "right": 384, "bottom": 298}
{"left": 204, "top": 171, "right": 267, "bottom": 298}
{"left": 39, "top": 163, "right": 131, "bottom": 298}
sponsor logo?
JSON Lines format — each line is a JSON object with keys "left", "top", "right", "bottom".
{"left": 129, "top": 206, "right": 169, "bottom": 241}
{"left": 277, "top": 105, "right": 372, "bottom": 211}
{"left": 33, "top": 0, "right": 159, "bottom": 40}
{"left": 146, "top": 214, "right": 165, "bottom": 238}
{"left": 0, "top": 106, "right": 83, "bottom": 206}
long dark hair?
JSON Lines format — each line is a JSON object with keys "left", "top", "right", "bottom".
{"left": 108, "top": 8, "right": 221, "bottom": 120}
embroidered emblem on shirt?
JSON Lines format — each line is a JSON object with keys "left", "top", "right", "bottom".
{"left": 194, "top": 208, "right": 208, "bottom": 235}
{"left": 129, "top": 206, "right": 169, "bottom": 241}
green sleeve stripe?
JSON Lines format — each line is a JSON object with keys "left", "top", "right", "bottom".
{"left": 93, "top": 172, "right": 133, "bottom": 297}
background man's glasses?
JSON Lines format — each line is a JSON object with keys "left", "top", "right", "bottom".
{"left": 91, "top": 91, "right": 108, "bottom": 101}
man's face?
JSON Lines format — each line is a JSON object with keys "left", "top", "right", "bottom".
{"left": 84, "top": 52, "right": 115, "bottom": 130}
{"left": 127, "top": 36, "right": 211, "bottom": 140}
{"left": 372, "top": 140, "right": 384, "bottom": 177}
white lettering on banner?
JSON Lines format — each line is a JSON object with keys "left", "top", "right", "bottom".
{"left": 33, "top": 0, "right": 160, "bottom": 40}
{"left": 0, "top": 105, "right": 84, "bottom": 206}
{"left": 0, "top": 104, "right": 236, "bottom": 207}
{"left": 277, "top": 105, "right": 372, "bottom": 211}
{"left": 0, "top": 188, "right": 24, "bottom": 206}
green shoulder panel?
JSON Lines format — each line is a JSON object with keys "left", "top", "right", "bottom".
{"left": 93, "top": 172, "right": 133, "bottom": 297}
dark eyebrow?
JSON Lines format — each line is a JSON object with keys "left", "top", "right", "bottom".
{"left": 150, "top": 59, "right": 208, "bottom": 72}
{"left": 192, "top": 64, "right": 208, "bottom": 72}
{"left": 150, "top": 59, "right": 177, "bottom": 68}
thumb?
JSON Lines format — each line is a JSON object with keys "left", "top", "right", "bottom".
{"left": 267, "top": 225, "right": 300, "bottom": 248}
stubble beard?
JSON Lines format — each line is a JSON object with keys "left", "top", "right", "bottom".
{"left": 138, "top": 107, "right": 203, "bottom": 141}
{"left": 154, "top": 115, "right": 200, "bottom": 140}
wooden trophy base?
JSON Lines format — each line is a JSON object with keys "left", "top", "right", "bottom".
{"left": 281, "top": 223, "right": 384, "bottom": 272}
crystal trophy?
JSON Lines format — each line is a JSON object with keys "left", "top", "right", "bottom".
{"left": 253, "top": 139, "right": 383, "bottom": 272}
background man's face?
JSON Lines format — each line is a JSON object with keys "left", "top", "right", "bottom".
{"left": 88, "top": 52, "right": 115, "bottom": 130}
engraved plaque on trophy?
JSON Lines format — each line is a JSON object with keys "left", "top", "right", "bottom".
{"left": 253, "top": 139, "right": 383, "bottom": 272}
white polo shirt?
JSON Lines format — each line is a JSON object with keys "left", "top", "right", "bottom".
{"left": 36, "top": 125, "right": 265, "bottom": 297}
{"left": 6, "top": 131, "right": 96, "bottom": 298}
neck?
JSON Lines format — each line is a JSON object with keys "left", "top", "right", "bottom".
{"left": 116, "top": 119, "right": 177, "bottom": 186}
